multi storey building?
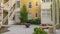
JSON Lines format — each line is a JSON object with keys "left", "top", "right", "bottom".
{"left": 41, "top": 0, "right": 52, "bottom": 24}
{"left": 0, "top": 0, "right": 41, "bottom": 25}
{"left": 20, "top": 0, "right": 41, "bottom": 19}
{"left": 1, "top": 0, "right": 19, "bottom": 25}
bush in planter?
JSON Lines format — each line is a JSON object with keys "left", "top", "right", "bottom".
{"left": 27, "top": 18, "right": 41, "bottom": 25}
{"left": 33, "top": 27, "right": 47, "bottom": 34}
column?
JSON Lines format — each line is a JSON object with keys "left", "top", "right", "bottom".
{"left": 52, "top": 0, "right": 56, "bottom": 34}
{"left": 56, "top": 0, "right": 59, "bottom": 24}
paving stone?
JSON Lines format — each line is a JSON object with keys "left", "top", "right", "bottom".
{"left": 4, "top": 25, "right": 60, "bottom": 34}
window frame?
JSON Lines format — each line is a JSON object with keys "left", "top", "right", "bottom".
{"left": 16, "top": 1, "right": 20, "bottom": 8}
{"left": 36, "top": 2, "right": 38, "bottom": 6}
{"left": 29, "top": 2, "right": 32, "bottom": 8}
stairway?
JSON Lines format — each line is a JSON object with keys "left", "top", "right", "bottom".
{"left": 1, "top": 0, "right": 17, "bottom": 25}
{"left": 2, "top": 0, "right": 17, "bottom": 11}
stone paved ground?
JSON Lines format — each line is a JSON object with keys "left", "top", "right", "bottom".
{"left": 3, "top": 25, "right": 60, "bottom": 34}
{"left": 4, "top": 25, "right": 40, "bottom": 34}
{"left": 56, "top": 29, "right": 60, "bottom": 34}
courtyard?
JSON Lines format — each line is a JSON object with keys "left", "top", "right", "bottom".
{"left": 2, "top": 25, "right": 60, "bottom": 34}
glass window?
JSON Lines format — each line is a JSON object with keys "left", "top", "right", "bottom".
{"left": 29, "top": 2, "right": 32, "bottom": 8}
{"left": 46, "top": 0, "right": 50, "bottom": 2}
{"left": 36, "top": 2, "right": 38, "bottom": 6}
{"left": 17, "top": 1, "right": 20, "bottom": 8}
{"left": 42, "top": 0, "right": 45, "bottom": 2}
{"left": 28, "top": 13, "right": 32, "bottom": 19}
{"left": 35, "top": 13, "right": 38, "bottom": 17}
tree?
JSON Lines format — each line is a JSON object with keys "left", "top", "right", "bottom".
{"left": 20, "top": 4, "right": 28, "bottom": 23}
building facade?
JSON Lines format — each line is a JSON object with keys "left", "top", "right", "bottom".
{"left": 0, "top": 0, "right": 41, "bottom": 25}
{"left": 1, "top": 0, "right": 18, "bottom": 25}
{"left": 41, "top": 0, "right": 52, "bottom": 24}
{"left": 20, "top": 0, "right": 41, "bottom": 20}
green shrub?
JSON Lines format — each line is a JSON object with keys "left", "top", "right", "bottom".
{"left": 33, "top": 27, "right": 47, "bottom": 34}
{"left": 27, "top": 18, "right": 41, "bottom": 25}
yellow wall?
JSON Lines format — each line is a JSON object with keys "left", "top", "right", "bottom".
{"left": 20, "top": 0, "right": 41, "bottom": 19}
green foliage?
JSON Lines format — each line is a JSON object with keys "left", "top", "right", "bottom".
{"left": 20, "top": 4, "right": 28, "bottom": 23}
{"left": 27, "top": 18, "right": 41, "bottom": 25}
{"left": 33, "top": 27, "right": 47, "bottom": 34}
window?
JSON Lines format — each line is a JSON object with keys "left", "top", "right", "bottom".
{"left": 29, "top": 2, "right": 32, "bottom": 8}
{"left": 13, "top": 15, "right": 15, "bottom": 20}
{"left": 28, "top": 13, "right": 32, "bottom": 19}
{"left": 36, "top": 2, "right": 38, "bottom": 6}
{"left": 35, "top": 13, "right": 38, "bottom": 17}
{"left": 42, "top": 0, "right": 45, "bottom": 2}
{"left": 46, "top": 0, "right": 50, "bottom": 2}
{"left": 17, "top": 1, "right": 20, "bottom": 8}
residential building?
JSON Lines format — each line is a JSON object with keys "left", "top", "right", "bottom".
{"left": 20, "top": 0, "right": 41, "bottom": 20}
{"left": 1, "top": 0, "right": 19, "bottom": 25}
{"left": 41, "top": 0, "right": 52, "bottom": 24}
{"left": 0, "top": 0, "right": 41, "bottom": 25}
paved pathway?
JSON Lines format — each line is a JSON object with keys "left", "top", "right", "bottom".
{"left": 4, "top": 25, "right": 40, "bottom": 34}
{"left": 4, "top": 25, "right": 60, "bottom": 34}
{"left": 56, "top": 29, "right": 60, "bottom": 34}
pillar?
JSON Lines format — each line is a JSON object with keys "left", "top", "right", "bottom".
{"left": 52, "top": 0, "right": 56, "bottom": 34}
